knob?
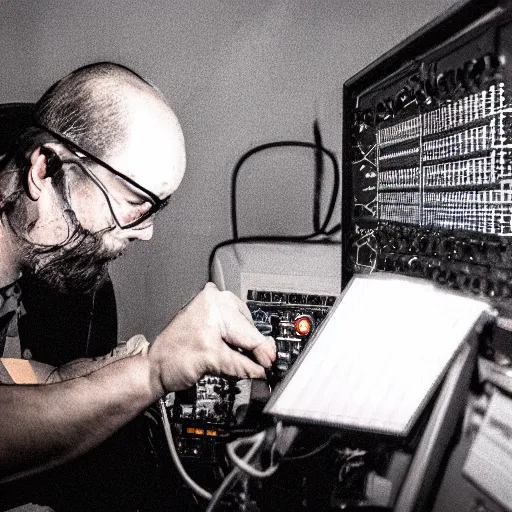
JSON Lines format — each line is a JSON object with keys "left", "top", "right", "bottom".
{"left": 407, "top": 256, "right": 423, "bottom": 274}
{"left": 396, "top": 255, "right": 410, "bottom": 272}
{"left": 426, "top": 236, "right": 441, "bottom": 257}
{"left": 424, "top": 259, "right": 441, "bottom": 278}
{"left": 411, "top": 235, "right": 428, "bottom": 254}
{"left": 470, "top": 276, "right": 489, "bottom": 295}
{"left": 486, "top": 243, "right": 501, "bottom": 266}
{"left": 383, "top": 253, "right": 398, "bottom": 271}
{"left": 453, "top": 240, "right": 466, "bottom": 261}
{"left": 485, "top": 279, "right": 501, "bottom": 299}
{"left": 398, "top": 238, "right": 409, "bottom": 253}
{"left": 254, "top": 321, "right": 272, "bottom": 335}
{"left": 473, "top": 242, "right": 487, "bottom": 265}
{"left": 432, "top": 267, "right": 446, "bottom": 284}
{"left": 462, "top": 242, "right": 477, "bottom": 263}
{"left": 394, "top": 86, "right": 413, "bottom": 111}
{"left": 376, "top": 253, "right": 387, "bottom": 270}
{"left": 439, "top": 237, "right": 455, "bottom": 258}
{"left": 502, "top": 283, "right": 512, "bottom": 298}
{"left": 276, "top": 362, "right": 289, "bottom": 375}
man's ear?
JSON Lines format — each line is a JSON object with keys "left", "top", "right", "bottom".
{"left": 27, "top": 147, "right": 59, "bottom": 201}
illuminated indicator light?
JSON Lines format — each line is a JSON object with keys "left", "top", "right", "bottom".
{"left": 194, "top": 428, "right": 205, "bottom": 435}
{"left": 186, "top": 427, "right": 195, "bottom": 434}
{"left": 206, "top": 430, "right": 217, "bottom": 437}
{"left": 295, "top": 316, "right": 312, "bottom": 336}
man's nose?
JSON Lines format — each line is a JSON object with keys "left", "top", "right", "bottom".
{"left": 124, "top": 223, "right": 154, "bottom": 241}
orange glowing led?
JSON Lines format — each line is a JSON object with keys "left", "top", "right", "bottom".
{"left": 194, "top": 428, "right": 205, "bottom": 435}
{"left": 295, "top": 316, "right": 312, "bottom": 336}
{"left": 206, "top": 430, "right": 218, "bottom": 437}
{"left": 186, "top": 427, "right": 195, "bottom": 434}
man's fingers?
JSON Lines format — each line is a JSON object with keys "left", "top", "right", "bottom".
{"left": 202, "top": 281, "right": 276, "bottom": 371}
{"left": 252, "top": 338, "right": 276, "bottom": 367}
{"left": 218, "top": 346, "right": 266, "bottom": 380}
{"left": 218, "top": 290, "right": 276, "bottom": 367}
{"left": 207, "top": 283, "right": 254, "bottom": 325}
{"left": 220, "top": 312, "right": 275, "bottom": 367}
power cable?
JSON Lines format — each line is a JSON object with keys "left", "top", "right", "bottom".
{"left": 230, "top": 140, "right": 340, "bottom": 240}
{"left": 158, "top": 399, "right": 212, "bottom": 501}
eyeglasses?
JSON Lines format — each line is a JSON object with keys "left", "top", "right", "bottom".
{"left": 34, "top": 123, "right": 172, "bottom": 229}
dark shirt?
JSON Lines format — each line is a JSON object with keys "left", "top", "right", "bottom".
{"left": 0, "top": 280, "right": 24, "bottom": 359}
{"left": 0, "top": 278, "right": 154, "bottom": 512}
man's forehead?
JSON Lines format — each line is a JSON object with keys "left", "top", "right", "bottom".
{"left": 102, "top": 102, "right": 186, "bottom": 199}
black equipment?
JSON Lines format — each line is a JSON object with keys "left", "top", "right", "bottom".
{"left": 342, "top": 0, "right": 512, "bottom": 296}
{"left": 168, "top": 242, "right": 341, "bottom": 467}
{"left": 341, "top": 1, "right": 512, "bottom": 511}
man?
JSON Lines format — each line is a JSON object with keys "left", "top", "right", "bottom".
{"left": 0, "top": 62, "right": 275, "bottom": 490}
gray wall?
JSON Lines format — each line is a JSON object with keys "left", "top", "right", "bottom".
{"left": 0, "top": 0, "right": 458, "bottom": 341}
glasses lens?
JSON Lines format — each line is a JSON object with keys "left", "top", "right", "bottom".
{"left": 71, "top": 160, "right": 156, "bottom": 228}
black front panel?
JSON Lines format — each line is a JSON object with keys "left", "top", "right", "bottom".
{"left": 340, "top": 4, "right": 512, "bottom": 511}
{"left": 343, "top": 4, "right": 512, "bottom": 307}
{"left": 247, "top": 289, "right": 336, "bottom": 379}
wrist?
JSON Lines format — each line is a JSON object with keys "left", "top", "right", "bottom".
{"left": 127, "top": 351, "right": 165, "bottom": 403}
{"left": 112, "top": 334, "right": 165, "bottom": 402}
{"left": 141, "top": 353, "right": 166, "bottom": 402}
{"left": 146, "top": 339, "right": 167, "bottom": 400}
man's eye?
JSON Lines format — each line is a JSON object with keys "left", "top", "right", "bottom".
{"left": 127, "top": 198, "right": 151, "bottom": 207}
{"left": 127, "top": 201, "right": 153, "bottom": 215}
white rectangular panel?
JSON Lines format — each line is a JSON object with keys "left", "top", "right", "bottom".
{"left": 265, "top": 274, "right": 491, "bottom": 436}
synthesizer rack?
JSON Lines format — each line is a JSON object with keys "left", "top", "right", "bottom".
{"left": 342, "top": 0, "right": 512, "bottom": 303}
{"left": 156, "top": 3, "right": 512, "bottom": 511}
{"left": 342, "top": 2, "right": 512, "bottom": 510}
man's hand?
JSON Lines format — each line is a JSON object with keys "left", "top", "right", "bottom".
{"left": 148, "top": 282, "right": 276, "bottom": 393}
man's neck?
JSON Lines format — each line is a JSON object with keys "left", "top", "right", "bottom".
{"left": 0, "top": 215, "right": 22, "bottom": 288}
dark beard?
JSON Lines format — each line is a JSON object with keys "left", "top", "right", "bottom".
{"left": 21, "top": 225, "right": 123, "bottom": 295}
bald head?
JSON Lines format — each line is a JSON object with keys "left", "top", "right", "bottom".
{"left": 35, "top": 63, "right": 158, "bottom": 157}
{"left": 33, "top": 62, "right": 186, "bottom": 199}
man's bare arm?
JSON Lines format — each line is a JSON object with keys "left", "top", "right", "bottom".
{"left": 0, "top": 353, "right": 161, "bottom": 482}
{"left": 0, "top": 283, "right": 275, "bottom": 483}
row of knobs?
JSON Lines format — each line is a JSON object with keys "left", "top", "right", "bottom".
{"left": 377, "top": 231, "right": 512, "bottom": 268}
{"left": 377, "top": 253, "right": 512, "bottom": 298}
